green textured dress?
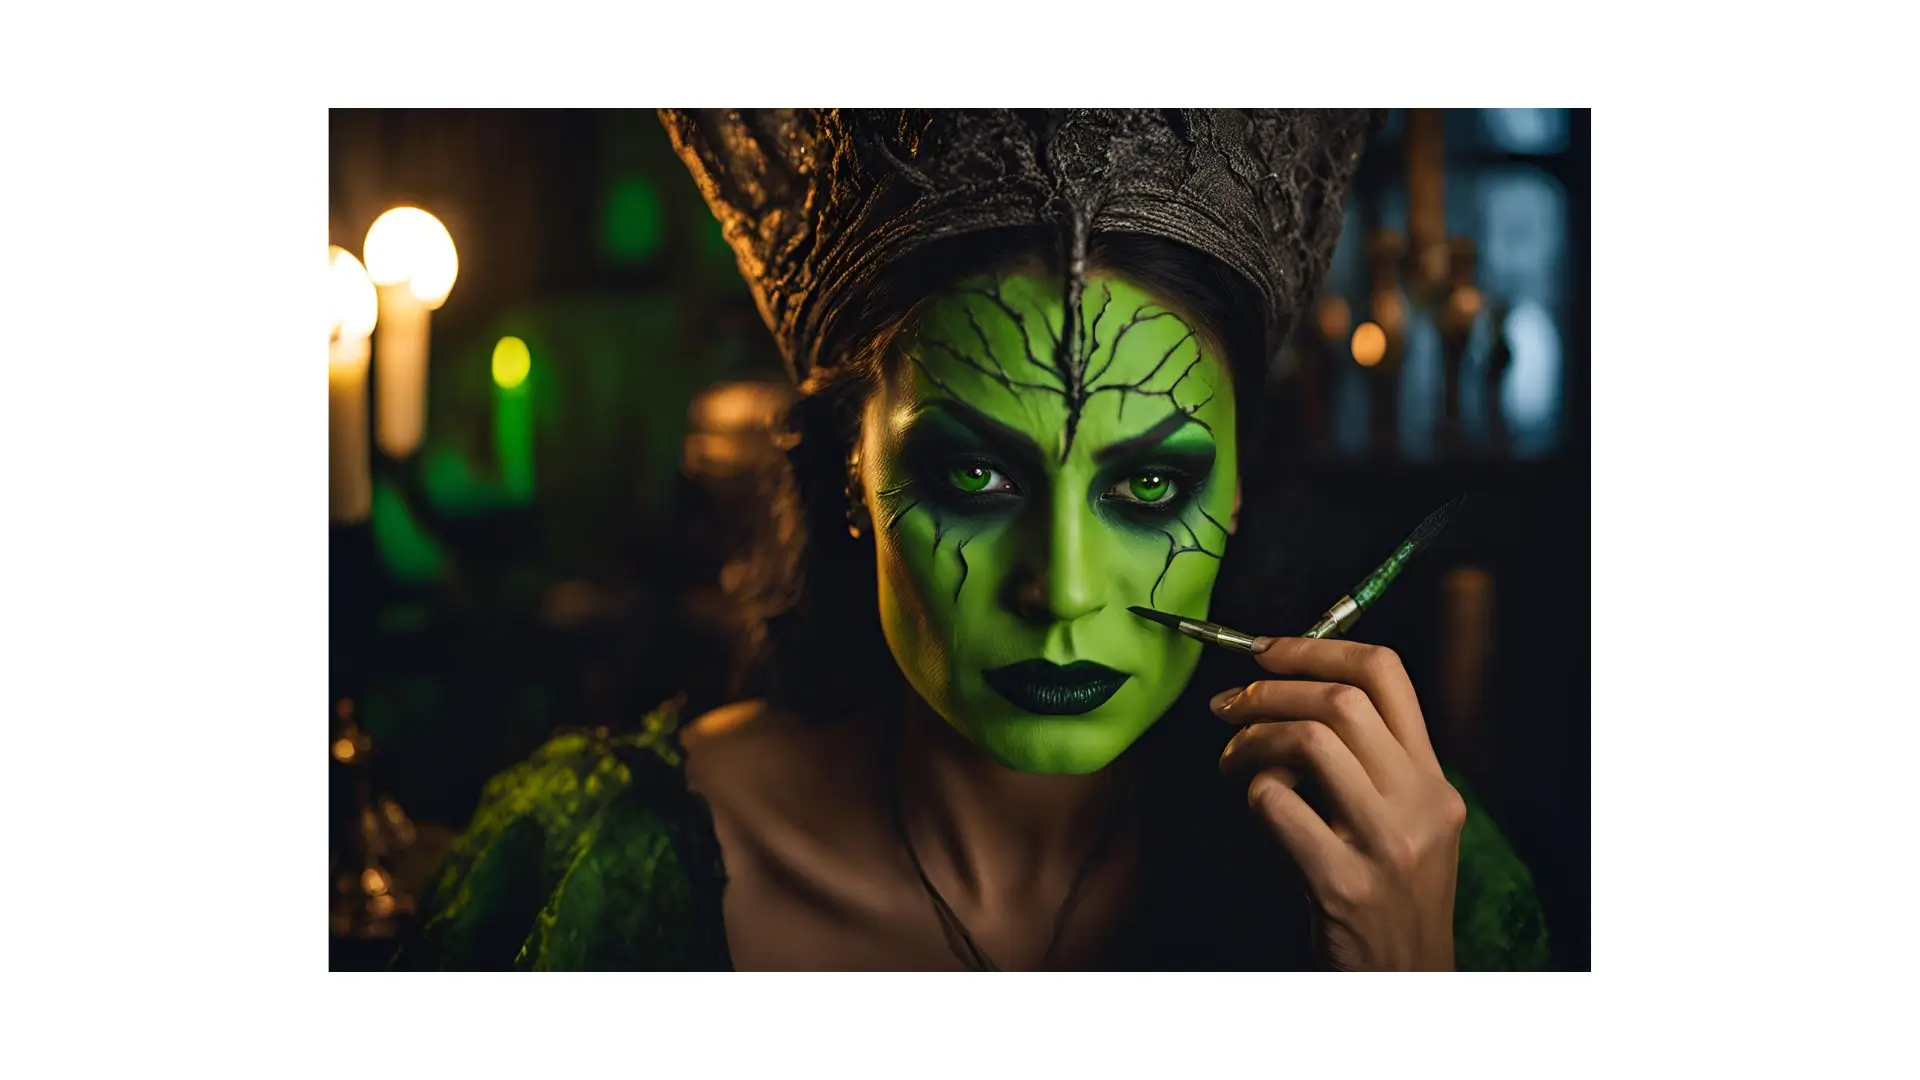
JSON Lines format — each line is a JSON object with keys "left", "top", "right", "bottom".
{"left": 397, "top": 702, "right": 1550, "bottom": 971}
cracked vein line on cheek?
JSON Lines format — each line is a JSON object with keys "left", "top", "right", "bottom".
{"left": 879, "top": 485, "right": 975, "bottom": 610}
{"left": 952, "top": 533, "right": 972, "bottom": 603}
{"left": 883, "top": 498, "right": 920, "bottom": 531}
{"left": 1149, "top": 510, "right": 1226, "bottom": 608}
{"left": 929, "top": 506, "right": 953, "bottom": 558}
{"left": 1196, "top": 503, "right": 1229, "bottom": 537}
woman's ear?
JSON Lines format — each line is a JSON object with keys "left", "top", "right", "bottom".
{"left": 1229, "top": 478, "right": 1242, "bottom": 535}
{"left": 845, "top": 443, "right": 872, "bottom": 538}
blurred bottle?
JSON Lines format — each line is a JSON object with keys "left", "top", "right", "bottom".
{"left": 1438, "top": 566, "right": 1496, "bottom": 781}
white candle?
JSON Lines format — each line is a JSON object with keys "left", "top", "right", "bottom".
{"left": 363, "top": 207, "right": 459, "bottom": 462}
{"left": 330, "top": 335, "right": 373, "bottom": 521}
{"left": 328, "top": 246, "right": 379, "bottom": 522}
{"left": 374, "top": 283, "right": 429, "bottom": 459}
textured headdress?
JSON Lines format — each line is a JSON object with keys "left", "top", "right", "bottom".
{"left": 660, "top": 109, "right": 1376, "bottom": 385}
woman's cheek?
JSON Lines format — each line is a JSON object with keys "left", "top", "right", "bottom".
{"left": 874, "top": 520, "right": 937, "bottom": 662}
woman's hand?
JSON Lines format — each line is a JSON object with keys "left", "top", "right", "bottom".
{"left": 1213, "top": 637, "right": 1466, "bottom": 971}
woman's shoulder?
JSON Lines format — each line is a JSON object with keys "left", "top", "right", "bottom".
{"left": 681, "top": 696, "right": 835, "bottom": 762}
{"left": 681, "top": 698, "right": 822, "bottom": 792}
{"left": 681, "top": 697, "right": 872, "bottom": 826}
{"left": 396, "top": 699, "right": 730, "bottom": 970}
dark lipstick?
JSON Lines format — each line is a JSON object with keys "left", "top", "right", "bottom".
{"left": 981, "top": 660, "right": 1129, "bottom": 716}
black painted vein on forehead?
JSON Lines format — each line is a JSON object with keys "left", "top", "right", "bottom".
{"left": 904, "top": 275, "right": 1227, "bottom": 463}
{"left": 1090, "top": 410, "right": 1210, "bottom": 466}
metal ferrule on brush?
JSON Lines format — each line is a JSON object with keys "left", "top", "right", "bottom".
{"left": 1179, "top": 618, "right": 1262, "bottom": 653}
{"left": 1301, "top": 595, "right": 1361, "bottom": 640}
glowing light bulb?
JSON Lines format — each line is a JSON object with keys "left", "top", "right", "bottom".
{"left": 363, "top": 207, "right": 459, "bottom": 309}
{"left": 492, "top": 336, "right": 531, "bottom": 390}
{"left": 1351, "top": 322, "right": 1387, "bottom": 367}
{"left": 328, "top": 246, "right": 378, "bottom": 341}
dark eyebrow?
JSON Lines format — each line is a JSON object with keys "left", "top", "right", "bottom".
{"left": 1092, "top": 411, "right": 1207, "bottom": 466}
{"left": 918, "top": 398, "right": 1046, "bottom": 469}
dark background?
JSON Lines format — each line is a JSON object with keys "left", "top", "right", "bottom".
{"left": 328, "top": 109, "right": 1589, "bottom": 970}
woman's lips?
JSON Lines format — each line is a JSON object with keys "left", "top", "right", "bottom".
{"left": 981, "top": 660, "right": 1130, "bottom": 716}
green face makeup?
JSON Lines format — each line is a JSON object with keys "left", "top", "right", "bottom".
{"left": 859, "top": 271, "right": 1239, "bottom": 775}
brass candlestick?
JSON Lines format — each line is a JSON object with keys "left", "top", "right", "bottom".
{"left": 1437, "top": 236, "right": 1483, "bottom": 455}
{"left": 1361, "top": 229, "right": 1410, "bottom": 458}
{"left": 1402, "top": 109, "right": 1451, "bottom": 307}
{"left": 329, "top": 697, "right": 419, "bottom": 940}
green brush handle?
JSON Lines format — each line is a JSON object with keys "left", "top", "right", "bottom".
{"left": 1301, "top": 528, "right": 1428, "bottom": 640}
{"left": 1351, "top": 531, "right": 1423, "bottom": 611}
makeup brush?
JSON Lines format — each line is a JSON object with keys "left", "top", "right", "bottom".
{"left": 1130, "top": 494, "right": 1465, "bottom": 652}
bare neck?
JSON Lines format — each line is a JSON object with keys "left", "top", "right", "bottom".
{"left": 891, "top": 691, "right": 1134, "bottom": 902}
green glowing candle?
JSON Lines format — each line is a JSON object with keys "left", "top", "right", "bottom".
{"left": 492, "top": 336, "right": 535, "bottom": 503}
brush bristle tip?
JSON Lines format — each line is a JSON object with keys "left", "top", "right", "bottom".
{"left": 1128, "top": 605, "right": 1183, "bottom": 629}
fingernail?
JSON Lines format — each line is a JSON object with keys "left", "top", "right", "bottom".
{"left": 1250, "top": 636, "right": 1275, "bottom": 654}
{"left": 1210, "top": 687, "right": 1243, "bottom": 712}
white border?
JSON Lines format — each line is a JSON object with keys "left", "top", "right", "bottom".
{"left": 11, "top": 1, "right": 1916, "bottom": 1076}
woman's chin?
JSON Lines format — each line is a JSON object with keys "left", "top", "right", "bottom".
{"left": 961, "top": 711, "right": 1152, "bottom": 776}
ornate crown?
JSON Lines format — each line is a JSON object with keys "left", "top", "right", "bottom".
{"left": 661, "top": 109, "right": 1377, "bottom": 383}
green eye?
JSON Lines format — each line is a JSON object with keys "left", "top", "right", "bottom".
{"left": 1118, "top": 472, "right": 1176, "bottom": 505}
{"left": 1130, "top": 474, "right": 1172, "bottom": 502}
{"left": 949, "top": 462, "right": 1007, "bottom": 494}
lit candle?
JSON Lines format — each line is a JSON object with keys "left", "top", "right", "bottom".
{"left": 372, "top": 283, "right": 427, "bottom": 458}
{"left": 492, "top": 336, "right": 535, "bottom": 502}
{"left": 363, "top": 207, "right": 458, "bottom": 460}
{"left": 328, "top": 247, "right": 379, "bottom": 521}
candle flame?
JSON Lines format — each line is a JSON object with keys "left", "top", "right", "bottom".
{"left": 492, "top": 337, "right": 531, "bottom": 390}
{"left": 328, "top": 247, "right": 379, "bottom": 342}
{"left": 364, "top": 207, "right": 459, "bottom": 309}
{"left": 1352, "top": 322, "right": 1388, "bottom": 367}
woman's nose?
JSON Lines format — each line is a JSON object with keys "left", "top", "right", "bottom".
{"left": 1010, "top": 497, "right": 1107, "bottom": 623}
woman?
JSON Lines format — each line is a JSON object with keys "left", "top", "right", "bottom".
{"left": 399, "top": 110, "right": 1549, "bottom": 970}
